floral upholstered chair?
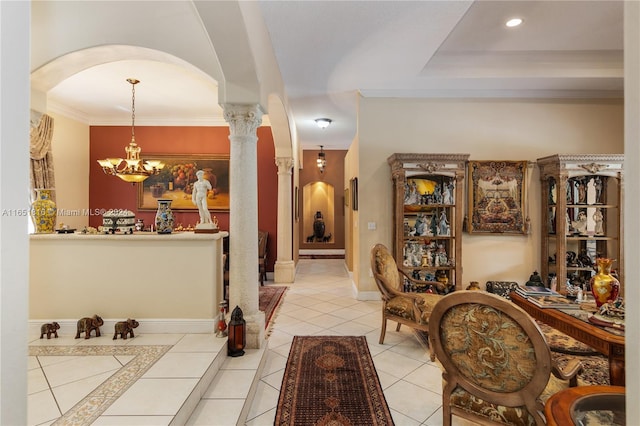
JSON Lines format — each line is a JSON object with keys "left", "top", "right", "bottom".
{"left": 370, "top": 243, "right": 442, "bottom": 360}
{"left": 428, "top": 291, "right": 583, "bottom": 426}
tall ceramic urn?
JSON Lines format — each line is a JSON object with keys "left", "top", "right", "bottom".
{"left": 313, "top": 211, "right": 325, "bottom": 241}
{"left": 155, "top": 199, "right": 174, "bottom": 234}
{"left": 31, "top": 189, "right": 57, "bottom": 233}
{"left": 590, "top": 258, "right": 620, "bottom": 307}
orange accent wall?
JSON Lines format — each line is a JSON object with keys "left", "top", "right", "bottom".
{"left": 90, "top": 126, "right": 278, "bottom": 270}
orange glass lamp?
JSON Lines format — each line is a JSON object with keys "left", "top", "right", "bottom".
{"left": 97, "top": 78, "right": 164, "bottom": 183}
{"left": 227, "top": 305, "right": 246, "bottom": 357}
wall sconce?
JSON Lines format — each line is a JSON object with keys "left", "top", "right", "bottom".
{"left": 227, "top": 305, "right": 246, "bottom": 357}
{"left": 317, "top": 145, "right": 327, "bottom": 174}
{"left": 315, "top": 118, "right": 332, "bottom": 129}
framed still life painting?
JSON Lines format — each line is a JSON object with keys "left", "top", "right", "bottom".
{"left": 467, "top": 160, "right": 528, "bottom": 234}
{"left": 137, "top": 155, "right": 230, "bottom": 211}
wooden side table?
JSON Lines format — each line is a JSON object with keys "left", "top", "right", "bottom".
{"left": 545, "top": 385, "right": 625, "bottom": 426}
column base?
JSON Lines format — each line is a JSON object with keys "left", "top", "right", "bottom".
{"left": 274, "top": 260, "right": 296, "bottom": 283}
{"left": 244, "top": 311, "right": 265, "bottom": 349}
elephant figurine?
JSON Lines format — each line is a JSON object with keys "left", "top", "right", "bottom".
{"left": 75, "top": 315, "right": 103, "bottom": 339}
{"left": 113, "top": 318, "right": 140, "bottom": 340}
{"left": 40, "top": 322, "right": 60, "bottom": 339}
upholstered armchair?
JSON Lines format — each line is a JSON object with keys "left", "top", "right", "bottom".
{"left": 370, "top": 244, "right": 442, "bottom": 359}
{"left": 428, "top": 291, "right": 583, "bottom": 426}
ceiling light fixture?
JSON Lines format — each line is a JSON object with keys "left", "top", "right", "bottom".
{"left": 317, "top": 145, "right": 327, "bottom": 174}
{"left": 505, "top": 18, "right": 523, "bottom": 28}
{"left": 315, "top": 118, "right": 332, "bottom": 129}
{"left": 97, "top": 78, "right": 165, "bottom": 183}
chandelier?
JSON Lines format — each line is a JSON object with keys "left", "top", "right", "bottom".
{"left": 317, "top": 145, "right": 326, "bottom": 173}
{"left": 97, "top": 78, "right": 164, "bottom": 183}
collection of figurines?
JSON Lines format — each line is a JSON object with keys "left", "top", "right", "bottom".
{"left": 548, "top": 175, "right": 607, "bottom": 235}
{"left": 549, "top": 249, "right": 596, "bottom": 268}
{"left": 403, "top": 241, "right": 453, "bottom": 269}
{"left": 404, "top": 210, "right": 450, "bottom": 238}
{"left": 404, "top": 177, "right": 455, "bottom": 206}
{"left": 39, "top": 314, "right": 139, "bottom": 340}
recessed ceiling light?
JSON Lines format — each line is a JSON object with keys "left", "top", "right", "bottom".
{"left": 505, "top": 18, "right": 523, "bottom": 28}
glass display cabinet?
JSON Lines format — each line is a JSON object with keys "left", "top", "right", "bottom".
{"left": 387, "top": 153, "right": 469, "bottom": 293}
{"left": 536, "top": 154, "right": 624, "bottom": 296}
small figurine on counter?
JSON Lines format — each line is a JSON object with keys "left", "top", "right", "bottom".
{"left": 525, "top": 271, "right": 544, "bottom": 287}
{"left": 466, "top": 281, "right": 481, "bottom": 291}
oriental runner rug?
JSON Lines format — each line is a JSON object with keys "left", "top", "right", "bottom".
{"left": 275, "top": 336, "right": 394, "bottom": 425}
{"left": 259, "top": 285, "right": 287, "bottom": 331}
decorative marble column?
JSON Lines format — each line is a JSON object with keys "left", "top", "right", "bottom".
{"left": 223, "top": 104, "right": 265, "bottom": 349}
{"left": 274, "top": 157, "right": 295, "bottom": 283}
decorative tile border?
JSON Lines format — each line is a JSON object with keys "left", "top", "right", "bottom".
{"left": 30, "top": 345, "right": 171, "bottom": 426}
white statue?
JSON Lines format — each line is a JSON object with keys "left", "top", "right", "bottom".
{"left": 593, "top": 208, "right": 604, "bottom": 235}
{"left": 571, "top": 211, "right": 588, "bottom": 235}
{"left": 192, "top": 170, "right": 214, "bottom": 229}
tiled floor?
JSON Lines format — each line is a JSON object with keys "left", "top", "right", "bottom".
{"left": 29, "top": 259, "right": 454, "bottom": 425}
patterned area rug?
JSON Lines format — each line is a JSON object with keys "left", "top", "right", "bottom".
{"left": 535, "top": 320, "right": 598, "bottom": 355}
{"left": 259, "top": 285, "right": 287, "bottom": 331}
{"left": 275, "top": 336, "right": 394, "bottom": 425}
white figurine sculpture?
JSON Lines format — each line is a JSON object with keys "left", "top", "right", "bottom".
{"left": 192, "top": 170, "right": 216, "bottom": 230}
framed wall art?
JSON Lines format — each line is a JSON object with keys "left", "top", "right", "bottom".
{"left": 137, "top": 155, "right": 230, "bottom": 211}
{"left": 467, "top": 160, "right": 528, "bottom": 234}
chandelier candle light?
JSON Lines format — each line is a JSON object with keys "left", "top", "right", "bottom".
{"left": 97, "top": 78, "right": 165, "bottom": 183}
{"left": 317, "top": 145, "right": 326, "bottom": 173}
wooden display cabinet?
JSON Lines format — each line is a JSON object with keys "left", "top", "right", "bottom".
{"left": 387, "top": 153, "right": 469, "bottom": 293}
{"left": 536, "top": 154, "right": 624, "bottom": 296}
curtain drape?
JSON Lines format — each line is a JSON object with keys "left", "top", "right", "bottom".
{"left": 29, "top": 112, "right": 56, "bottom": 202}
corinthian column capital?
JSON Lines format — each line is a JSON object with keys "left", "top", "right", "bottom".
{"left": 275, "top": 157, "right": 294, "bottom": 174}
{"left": 223, "top": 104, "right": 263, "bottom": 137}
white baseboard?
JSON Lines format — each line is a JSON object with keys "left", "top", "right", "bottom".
{"left": 30, "top": 318, "right": 216, "bottom": 338}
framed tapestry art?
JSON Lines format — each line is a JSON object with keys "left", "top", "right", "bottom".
{"left": 137, "top": 155, "right": 230, "bottom": 211}
{"left": 467, "top": 160, "right": 527, "bottom": 234}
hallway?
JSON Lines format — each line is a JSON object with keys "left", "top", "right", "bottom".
{"left": 28, "top": 259, "right": 447, "bottom": 425}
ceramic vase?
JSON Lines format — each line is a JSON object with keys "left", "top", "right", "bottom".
{"left": 590, "top": 258, "right": 620, "bottom": 307}
{"left": 313, "top": 211, "right": 325, "bottom": 240}
{"left": 154, "top": 199, "right": 174, "bottom": 234}
{"left": 31, "top": 189, "right": 57, "bottom": 233}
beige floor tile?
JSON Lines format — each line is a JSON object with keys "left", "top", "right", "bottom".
{"left": 245, "top": 380, "right": 280, "bottom": 422}
{"left": 52, "top": 370, "right": 115, "bottom": 413}
{"left": 143, "top": 352, "right": 216, "bottom": 378}
{"left": 27, "top": 389, "right": 60, "bottom": 426}
{"left": 186, "top": 399, "right": 244, "bottom": 426}
{"left": 92, "top": 415, "right": 173, "bottom": 425}
{"left": 202, "top": 369, "right": 255, "bottom": 399}
{"left": 28, "top": 367, "right": 50, "bottom": 395}
{"left": 42, "top": 356, "right": 120, "bottom": 388}
{"left": 384, "top": 379, "right": 442, "bottom": 423}
{"left": 103, "top": 378, "right": 199, "bottom": 416}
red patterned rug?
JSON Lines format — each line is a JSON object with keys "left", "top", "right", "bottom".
{"left": 259, "top": 285, "right": 287, "bottom": 330}
{"left": 275, "top": 336, "right": 394, "bottom": 425}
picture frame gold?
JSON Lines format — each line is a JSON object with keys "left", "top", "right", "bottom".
{"left": 137, "top": 154, "right": 230, "bottom": 211}
{"left": 467, "top": 160, "right": 527, "bottom": 234}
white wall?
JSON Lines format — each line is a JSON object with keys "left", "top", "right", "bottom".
{"left": 356, "top": 98, "right": 623, "bottom": 293}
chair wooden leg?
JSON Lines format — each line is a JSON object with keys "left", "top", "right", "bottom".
{"left": 379, "top": 317, "right": 387, "bottom": 344}
{"left": 396, "top": 322, "right": 402, "bottom": 332}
